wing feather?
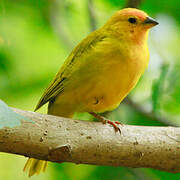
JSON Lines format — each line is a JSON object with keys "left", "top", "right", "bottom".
{"left": 35, "top": 30, "right": 106, "bottom": 111}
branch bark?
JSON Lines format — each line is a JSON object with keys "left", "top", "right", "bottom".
{"left": 0, "top": 108, "right": 179, "bottom": 173}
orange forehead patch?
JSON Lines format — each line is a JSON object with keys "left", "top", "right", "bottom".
{"left": 118, "top": 8, "right": 148, "bottom": 20}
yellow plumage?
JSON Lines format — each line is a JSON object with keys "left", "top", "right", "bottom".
{"left": 24, "top": 8, "right": 158, "bottom": 176}
{"left": 23, "top": 158, "right": 47, "bottom": 177}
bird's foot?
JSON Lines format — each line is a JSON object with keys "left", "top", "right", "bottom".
{"left": 89, "top": 112, "right": 123, "bottom": 133}
{"left": 106, "top": 120, "right": 122, "bottom": 133}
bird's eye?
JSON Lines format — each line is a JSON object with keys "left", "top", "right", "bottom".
{"left": 128, "top": 18, "right": 137, "bottom": 24}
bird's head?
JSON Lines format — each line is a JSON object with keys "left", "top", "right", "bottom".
{"left": 104, "top": 8, "right": 158, "bottom": 43}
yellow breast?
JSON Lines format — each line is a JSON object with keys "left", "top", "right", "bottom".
{"left": 75, "top": 42, "right": 149, "bottom": 113}
{"left": 54, "top": 36, "right": 149, "bottom": 114}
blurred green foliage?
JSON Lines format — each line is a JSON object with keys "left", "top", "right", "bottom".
{"left": 152, "top": 63, "right": 169, "bottom": 113}
{"left": 0, "top": 0, "right": 180, "bottom": 179}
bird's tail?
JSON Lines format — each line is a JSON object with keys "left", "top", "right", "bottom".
{"left": 23, "top": 101, "right": 74, "bottom": 177}
{"left": 23, "top": 158, "right": 47, "bottom": 177}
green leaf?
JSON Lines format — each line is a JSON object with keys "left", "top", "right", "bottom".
{"left": 0, "top": 100, "right": 33, "bottom": 129}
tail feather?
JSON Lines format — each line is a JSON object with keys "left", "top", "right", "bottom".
{"left": 23, "top": 99, "right": 74, "bottom": 177}
{"left": 23, "top": 158, "right": 47, "bottom": 177}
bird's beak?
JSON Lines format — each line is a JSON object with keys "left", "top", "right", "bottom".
{"left": 143, "top": 17, "right": 159, "bottom": 27}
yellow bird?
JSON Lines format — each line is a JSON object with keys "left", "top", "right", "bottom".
{"left": 23, "top": 8, "right": 158, "bottom": 177}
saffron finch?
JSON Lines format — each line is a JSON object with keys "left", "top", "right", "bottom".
{"left": 23, "top": 8, "right": 158, "bottom": 177}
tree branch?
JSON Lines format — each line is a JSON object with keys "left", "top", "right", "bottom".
{"left": 125, "top": 0, "right": 143, "bottom": 8}
{"left": 123, "top": 97, "right": 179, "bottom": 126}
{"left": 0, "top": 108, "right": 179, "bottom": 173}
{"left": 46, "top": 1, "right": 74, "bottom": 50}
{"left": 87, "top": 0, "right": 97, "bottom": 31}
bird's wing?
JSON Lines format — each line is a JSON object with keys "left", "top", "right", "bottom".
{"left": 35, "top": 30, "right": 107, "bottom": 111}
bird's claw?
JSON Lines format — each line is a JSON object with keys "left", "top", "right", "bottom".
{"left": 89, "top": 112, "right": 123, "bottom": 134}
{"left": 106, "top": 120, "right": 122, "bottom": 133}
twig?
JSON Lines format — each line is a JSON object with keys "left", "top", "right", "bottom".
{"left": 125, "top": 0, "right": 143, "bottom": 8}
{"left": 47, "top": 1, "right": 74, "bottom": 50}
{"left": 123, "top": 97, "right": 179, "bottom": 126}
{"left": 87, "top": 0, "right": 97, "bottom": 31}
{"left": 0, "top": 108, "right": 179, "bottom": 173}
